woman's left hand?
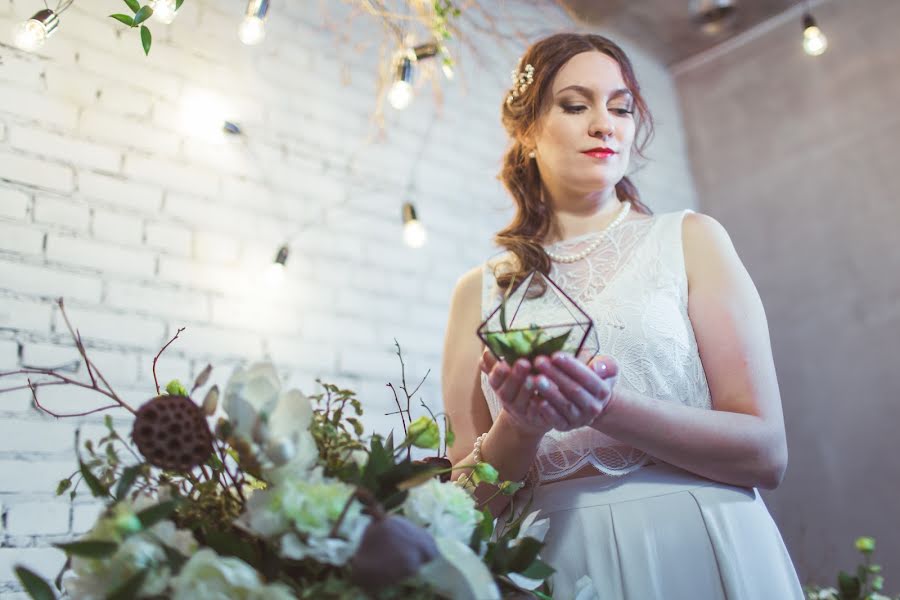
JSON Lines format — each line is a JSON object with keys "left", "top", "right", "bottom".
{"left": 531, "top": 352, "right": 620, "bottom": 432}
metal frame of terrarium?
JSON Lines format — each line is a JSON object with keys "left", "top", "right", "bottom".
{"left": 476, "top": 269, "right": 598, "bottom": 363}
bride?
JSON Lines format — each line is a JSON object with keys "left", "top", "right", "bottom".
{"left": 442, "top": 33, "right": 804, "bottom": 599}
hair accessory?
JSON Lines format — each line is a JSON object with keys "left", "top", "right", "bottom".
{"left": 506, "top": 62, "right": 535, "bottom": 107}
{"left": 527, "top": 149, "right": 536, "bottom": 159}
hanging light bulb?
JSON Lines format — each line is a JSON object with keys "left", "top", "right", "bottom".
{"left": 402, "top": 202, "right": 427, "bottom": 248}
{"left": 802, "top": 12, "right": 828, "bottom": 56}
{"left": 12, "top": 9, "right": 59, "bottom": 52}
{"left": 239, "top": 0, "right": 269, "bottom": 46}
{"left": 265, "top": 244, "right": 289, "bottom": 287}
{"left": 388, "top": 57, "right": 414, "bottom": 110}
{"left": 150, "top": 0, "right": 179, "bottom": 24}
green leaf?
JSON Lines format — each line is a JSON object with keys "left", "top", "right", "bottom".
{"left": 473, "top": 462, "right": 499, "bottom": 485}
{"left": 518, "top": 558, "right": 555, "bottom": 580}
{"left": 79, "top": 460, "right": 108, "bottom": 498}
{"left": 532, "top": 590, "right": 553, "bottom": 600}
{"left": 133, "top": 5, "right": 153, "bottom": 26}
{"left": 444, "top": 415, "right": 455, "bottom": 448}
{"left": 346, "top": 417, "right": 364, "bottom": 437}
{"left": 140, "top": 25, "right": 152, "bottom": 56}
{"left": 872, "top": 575, "right": 884, "bottom": 591}
{"left": 55, "top": 478, "right": 72, "bottom": 496}
{"left": 855, "top": 536, "right": 876, "bottom": 554}
{"left": 476, "top": 507, "right": 494, "bottom": 540}
{"left": 175, "top": 0, "right": 185, "bottom": 9}
{"left": 106, "top": 569, "right": 148, "bottom": 600}
{"left": 204, "top": 531, "right": 259, "bottom": 567}
{"left": 109, "top": 13, "right": 135, "bottom": 27}
{"left": 104, "top": 414, "right": 115, "bottom": 432}
{"left": 14, "top": 566, "right": 56, "bottom": 600}
{"left": 115, "top": 465, "right": 142, "bottom": 500}
{"left": 135, "top": 500, "right": 177, "bottom": 528}
{"left": 499, "top": 480, "right": 524, "bottom": 495}
{"left": 837, "top": 571, "right": 861, "bottom": 599}
{"left": 507, "top": 537, "right": 543, "bottom": 573}
{"left": 123, "top": 0, "right": 141, "bottom": 13}
{"left": 54, "top": 540, "right": 118, "bottom": 559}
{"left": 530, "top": 329, "right": 571, "bottom": 358}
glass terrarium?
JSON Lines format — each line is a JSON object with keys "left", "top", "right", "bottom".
{"left": 477, "top": 269, "right": 599, "bottom": 366}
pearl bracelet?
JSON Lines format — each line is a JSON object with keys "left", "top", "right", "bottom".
{"left": 455, "top": 432, "right": 538, "bottom": 489}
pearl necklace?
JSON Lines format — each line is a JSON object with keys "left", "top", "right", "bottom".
{"left": 545, "top": 201, "right": 632, "bottom": 264}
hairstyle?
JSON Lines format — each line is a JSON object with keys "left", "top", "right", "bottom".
{"left": 494, "top": 33, "right": 655, "bottom": 292}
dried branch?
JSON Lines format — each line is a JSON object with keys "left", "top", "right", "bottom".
{"left": 153, "top": 327, "right": 185, "bottom": 395}
{"left": 27, "top": 378, "right": 122, "bottom": 418}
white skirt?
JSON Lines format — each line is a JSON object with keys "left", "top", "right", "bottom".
{"left": 520, "top": 463, "right": 804, "bottom": 600}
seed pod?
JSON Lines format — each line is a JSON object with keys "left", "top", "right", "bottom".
{"left": 131, "top": 395, "right": 213, "bottom": 473}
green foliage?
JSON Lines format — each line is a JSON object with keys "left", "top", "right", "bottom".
{"left": 805, "top": 537, "right": 899, "bottom": 600}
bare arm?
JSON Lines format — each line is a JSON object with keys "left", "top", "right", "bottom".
{"left": 590, "top": 212, "right": 788, "bottom": 489}
{"left": 441, "top": 267, "right": 544, "bottom": 515}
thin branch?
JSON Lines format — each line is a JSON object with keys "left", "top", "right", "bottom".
{"left": 28, "top": 379, "right": 122, "bottom": 418}
{"left": 153, "top": 327, "right": 185, "bottom": 395}
{"left": 386, "top": 383, "right": 407, "bottom": 435}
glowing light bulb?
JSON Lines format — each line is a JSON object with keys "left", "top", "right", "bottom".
{"left": 238, "top": 16, "right": 266, "bottom": 45}
{"left": 802, "top": 13, "right": 828, "bottom": 57}
{"left": 803, "top": 26, "right": 828, "bottom": 56}
{"left": 403, "top": 220, "right": 427, "bottom": 248}
{"left": 265, "top": 244, "right": 289, "bottom": 287}
{"left": 388, "top": 80, "right": 413, "bottom": 110}
{"left": 13, "top": 20, "right": 47, "bottom": 51}
{"left": 265, "top": 262, "right": 286, "bottom": 287}
{"left": 151, "top": 0, "right": 179, "bottom": 24}
{"left": 12, "top": 10, "right": 58, "bottom": 52}
{"left": 401, "top": 203, "right": 426, "bottom": 248}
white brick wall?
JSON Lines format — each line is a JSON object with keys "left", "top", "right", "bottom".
{"left": 0, "top": 0, "right": 696, "bottom": 591}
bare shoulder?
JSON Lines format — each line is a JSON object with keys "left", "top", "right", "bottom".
{"left": 680, "top": 211, "right": 744, "bottom": 290}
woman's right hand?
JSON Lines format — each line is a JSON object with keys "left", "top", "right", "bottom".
{"left": 479, "top": 349, "right": 564, "bottom": 435}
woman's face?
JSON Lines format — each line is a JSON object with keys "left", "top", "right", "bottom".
{"left": 529, "top": 51, "right": 636, "bottom": 194}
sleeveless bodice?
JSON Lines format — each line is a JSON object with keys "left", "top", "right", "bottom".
{"left": 480, "top": 210, "right": 712, "bottom": 482}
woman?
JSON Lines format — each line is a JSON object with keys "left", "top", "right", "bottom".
{"left": 441, "top": 33, "right": 804, "bottom": 599}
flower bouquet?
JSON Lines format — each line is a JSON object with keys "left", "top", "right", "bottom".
{"left": 804, "top": 537, "right": 898, "bottom": 600}
{"left": 2, "top": 299, "right": 559, "bottom": 599}
{"left": 478, "top": 270, "right": 599, "bottom": 366}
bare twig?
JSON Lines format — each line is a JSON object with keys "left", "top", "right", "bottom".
{"left": 153, "top": 327, "right": 185, "bottom": 395}
{"left": 27, "top": 379, "right": 122, "bottom": 418}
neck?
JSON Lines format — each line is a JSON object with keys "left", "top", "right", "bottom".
{"left": 542, "top": 184, "right": 625, "bottom": 244}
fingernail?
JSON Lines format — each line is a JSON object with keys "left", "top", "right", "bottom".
{"left": 524, "top": 377, "right": 534, "bottom": 391}
{"left": 537, "top": 376, "right": 550, "bottom": 391}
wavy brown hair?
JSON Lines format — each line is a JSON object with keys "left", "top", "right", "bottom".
{"left": 494, "top": 33, "right": 655, "bottom": 292}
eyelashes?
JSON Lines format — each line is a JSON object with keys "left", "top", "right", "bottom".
{"left": 561, "top": 104, "right": 634, "bottom": 116}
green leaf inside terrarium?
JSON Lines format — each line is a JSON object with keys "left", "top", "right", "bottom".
{"left": 485, "top": 326, "right": 572, "bottom": 363}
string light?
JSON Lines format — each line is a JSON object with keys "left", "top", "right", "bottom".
{"left": 265, "top": 244, "right": 289, "bottom": 287}
{"left": 402, "top": 202, "right": 427, "bottom": 249}
{"left": 802, "top": 11, "right": 828, "bottom": 56}
{"left": 388, "top": 56, "right": 414, "bottom": 110}
{"left": 150, "top": 0, "right": 180, "bottom": 25}
{"left": 239, "top": 0, "right": 269, "bottom": 46}
{"left": 12, "top": 6, "right": 63, "bottom": 52}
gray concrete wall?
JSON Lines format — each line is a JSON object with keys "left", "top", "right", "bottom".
{"left": 674, "top": 0, "right": 900, "bottom": 586}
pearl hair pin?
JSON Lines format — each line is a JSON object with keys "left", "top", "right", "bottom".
{"left": 545, "top": 201, "right": 632, "bottom": 264}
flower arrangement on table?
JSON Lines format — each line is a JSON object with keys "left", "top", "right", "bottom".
{"left": 2, "top": 299, "right": 558, "bottom": 599}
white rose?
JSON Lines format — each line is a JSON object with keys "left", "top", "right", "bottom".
{"left": 224, "top": 362, "right": 282, "bottom": 440}
{"left": 418, "top": 536, "right": 500, "bottom": 600}
{"left": 402, "top": 479, "right": 482, "bottom": 546}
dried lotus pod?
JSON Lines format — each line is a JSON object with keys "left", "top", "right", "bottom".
{"left": 131, "top": 395, "right": 213, "bottom": 472}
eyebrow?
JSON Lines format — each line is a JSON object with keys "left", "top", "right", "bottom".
{"left": 555, "top": 85, "right": 633, "bottom": 101}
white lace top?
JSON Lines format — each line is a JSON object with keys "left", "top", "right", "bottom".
{"left": 480, "top": 209, "right": 712, "bottom": 482}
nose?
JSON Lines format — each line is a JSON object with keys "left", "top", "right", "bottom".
{"left": 589, "top": 110, "right": 614, "bottom": 138}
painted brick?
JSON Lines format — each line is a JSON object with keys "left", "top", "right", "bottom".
{"left": 9, "top": 126, "right": 122, "bottom": 173}
{"left": 46, "top": 234, "right": 156, "bottom": 277}
{"left": 0, "top": 221, "right": 44, "bottom": 255}
{"left": 5, "top": 502, "right": 70, "bottom": 536}
{"left": 0, "top": 260, "right": 102, "bottom": 304}
{"left": 0, "top": 151, "right": 75, "bottom": 193}
{"left": 0, "top": 547, "right": 66, "bottom": 585}
{"left": 0, "top": 338, "right": 18, "bottom": 370}
{"left": 0, "top": 460, "right": 75, "bottom": 494}
{"left": 33, "top": 195, "right": 90, "bottom": 231}
{"left": 78, "top": 171, "right": 163, "bottom": 214}
{"left": 92, "top": 210, "right": 144, "bottom": 246}
{"left": 51, "top": 304, "right": 166, "bottom": 349}
{"left": 0, "top": 187, "right": 30, "bottom": 220}
{"left": 106, "top": 281, "right": 209, "bottom": 322}
{"left": 0, "top": 88, "right": 78, "bottom": 131}
{"left": 0, "top": 297, "right": 52, "bottom": 335}
{"left": 145, "top": 221, "right": 192, "bottom": 256}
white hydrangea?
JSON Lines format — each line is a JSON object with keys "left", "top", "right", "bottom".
{"left": 171, "top": 549, "right": 295, "bottom": 600}
{"left": 64, "top": 497, "right": 198, "bottom": 600}
{"left": 243, "top": 467, "right": 369, "bottom": 566}
{"left": 401, "top": 478, "right": 482, "bottom": 546}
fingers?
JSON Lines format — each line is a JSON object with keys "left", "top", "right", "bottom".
{"left": 588, "top": 355, "right": 620, "bottom": 380}
{"left": 535, "top": 354, "right": 610, "bottom": 409}
{"left": 526, "top": 395, "right": 568, "bottom": 431}
{"left": 479, "top": 348, "right": 498, "bottom": 374}
{"left": 496, "top": 358, "right": 531, "bottom": 407}
{"left": 533, "top": 373, "right": 583, "bottom": 427}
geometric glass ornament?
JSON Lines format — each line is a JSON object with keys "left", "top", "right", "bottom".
{"left": 477, "top": 269, "right": 599, "bottom": 366}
